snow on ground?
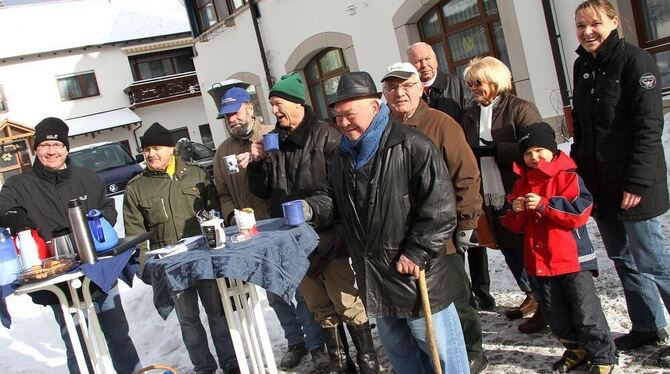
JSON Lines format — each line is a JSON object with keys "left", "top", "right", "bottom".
{"left": 0, "top": 114, "right": 669, "bottom": 373}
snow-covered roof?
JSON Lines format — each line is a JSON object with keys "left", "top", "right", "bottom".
{"left": 0, "top": 0, "right": 191, "bottom": 59}
{"left": 65, "top": 107, "right": 141, "bottom": 136}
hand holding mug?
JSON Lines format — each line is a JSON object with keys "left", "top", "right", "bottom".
{"left": 250, "top": 140, "right": 267, "bottom": 162}
{"left": 512, "top": 197, "right": 526, "bottom": 212}
{"left": 236, "top": 152, "right": 252, "bottom": 169}
{"left": 524, "top": 193, "right": 541, "bottom": 210}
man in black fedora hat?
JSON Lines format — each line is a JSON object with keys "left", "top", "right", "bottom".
{"left": 302, "top": 71, "right": 469, "bottom": 373}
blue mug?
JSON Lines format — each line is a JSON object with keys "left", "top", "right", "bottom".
{"left": 282, "top": 200, "right": 304, "bottom": 226}
{"left": 263, "top": 133, "right": 279, "bottom": 152}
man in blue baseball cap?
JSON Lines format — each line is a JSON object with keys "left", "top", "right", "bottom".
{"left": 214, "top": 87, "right": 274, "bottom": 225}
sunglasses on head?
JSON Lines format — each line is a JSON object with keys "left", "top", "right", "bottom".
{"left": 467, "top": 79, "right": 483, "bottom": 88}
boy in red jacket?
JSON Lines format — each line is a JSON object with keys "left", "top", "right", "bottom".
{"left": 501, "top": 122, "right": 616, "bottom": 374}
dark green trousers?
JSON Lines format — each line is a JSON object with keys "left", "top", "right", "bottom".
{"left": 446, "top": 252, "right": 484, "bottom": 360}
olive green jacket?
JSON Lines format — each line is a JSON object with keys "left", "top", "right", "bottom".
{"left": 123, "top": 157, "right": 218, "bottom": 273}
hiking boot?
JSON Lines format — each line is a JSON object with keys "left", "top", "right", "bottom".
{"left": 552, "top": 348, "right": 588, "bottom": 372}
{"left": 505, "top": 292, "right": 537, "bottom": 320}
{"left": 475, "top": 294, "right": 496, "bottom": 311}
{"left": 279, "top": 342, "right": 308, "bottom": 370}
{"left": 588, "top": 364, "right": 614, "bottom": 374}
{"left": 469, "top": 354, "right": 489, "bottom": 374}
{"left": 311, "top": 347, "right": 331, "bottom": 373}
{"left": 658, "top": 345, "right": 670, "bottom": 367}
{"left": 518, "top": 308, "right": 548, "bottom": 334}
{"left": 615, "top": 329, "right": 668, "bottom": 350}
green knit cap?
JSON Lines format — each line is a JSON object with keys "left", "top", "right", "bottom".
{"left": 269, "top": 72, "right": 305, "bottom": 104}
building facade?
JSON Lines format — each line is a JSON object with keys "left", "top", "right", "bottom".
{"left": 0, "top": 0, "right": 667, "bottom": 162}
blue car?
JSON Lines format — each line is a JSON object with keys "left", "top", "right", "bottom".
{"left": 69, "top": 142, "right": 143, "bottom": 196}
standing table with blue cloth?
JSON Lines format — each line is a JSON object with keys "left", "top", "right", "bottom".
{"left": 1, "top": 249, "right": 138, "bottom": 374}
{"left": 141, "top": 218, "right": 319, "bottom": 374}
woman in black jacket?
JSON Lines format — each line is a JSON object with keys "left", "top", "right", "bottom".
{"left": 571, "top": 0, "right": 670, "bottom": 364}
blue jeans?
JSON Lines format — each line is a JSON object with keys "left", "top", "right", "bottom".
{"left": 377, "top": 303, "right": 469, "bottom": 374}
{"left": 267, "top": 288, "right": 324, "bottom": 350}
{"left": 51, "top": 286, "right": 141, "bottom": 374}
{"left": 500, "top": 247, "right": 532, "bottom": 293}
{"left": 173, "top": 279, "right": 236, "bottom": 373}
{"left": 596, "top": 216, "right": 670, "bottom": 332}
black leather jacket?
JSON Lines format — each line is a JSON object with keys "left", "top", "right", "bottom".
{"left": 306, "top": 119, "right": 457, "bottom": 318}
{"left": 248, "top": 106, "right": 343, "bottom": 256}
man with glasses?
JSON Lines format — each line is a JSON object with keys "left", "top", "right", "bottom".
{"left": 409, "top": 43, "right": 497, "bottom": 315}
{"left": 0, "top": 117, "right": 141, "bottom": 374}
{"left": 382, "top": 62, "right": 489, "bottom": 374}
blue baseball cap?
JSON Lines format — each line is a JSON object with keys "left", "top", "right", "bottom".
{"left": 218, "top": 87, "right": 251, "bottom": 117}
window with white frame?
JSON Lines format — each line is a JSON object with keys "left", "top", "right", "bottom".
{"left": 189, "top": 0, "right": 248, "bottom": 35}
{"left": 56, "top": 71, "right": 100, "bottom": 101}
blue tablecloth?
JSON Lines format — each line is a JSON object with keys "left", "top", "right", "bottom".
{"left": 141, "top": 218, "right": 319, "bottom": 319}
{"left": 0, "top": 248, "right": 138, "bottom": 328}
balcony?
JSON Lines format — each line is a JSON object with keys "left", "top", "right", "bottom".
{"left": 124, "top": 72, "right": 201, "bottom": 109}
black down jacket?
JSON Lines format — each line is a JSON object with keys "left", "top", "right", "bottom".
{"left": 306, "top": 119, "right": 457, "bottom": 318}
{"left": 248, "top": 106, "right": 343, "bottom": 256}
{"left": 571, "top": 30, "right": 668, "bottom": 221}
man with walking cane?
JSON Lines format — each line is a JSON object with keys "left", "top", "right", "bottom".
{"left": 301, "top": 71, "right": 469, "bottom": 373}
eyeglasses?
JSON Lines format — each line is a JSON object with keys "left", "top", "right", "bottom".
{"left": 383, "top": 81, "right": 419, "bottom": 94}
{"left": 37, "top": 143, "right": 66, "bottom": 150}
{"left": 466, "top": 80, "right": 483, "bottom": 88}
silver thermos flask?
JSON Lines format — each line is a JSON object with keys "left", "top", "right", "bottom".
{"left": 67, "top": 198, "right": 97, "bottom": 264}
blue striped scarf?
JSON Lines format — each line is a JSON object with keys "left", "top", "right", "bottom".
{"left": 339, "top": 104, "right": 390, "bottom": 170}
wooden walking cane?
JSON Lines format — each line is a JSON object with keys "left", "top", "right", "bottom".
{"left": 418, "top": 269, "right": 442, "bottom": 374}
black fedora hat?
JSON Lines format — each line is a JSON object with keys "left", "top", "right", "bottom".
{"left": 329, "top": 72, "right": 382, "bottom": 107}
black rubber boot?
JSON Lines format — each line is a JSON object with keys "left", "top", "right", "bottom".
{"left": 323, "top": 325, "right": 350, "bottom": 374}
{"left": 346, "top": 322, "right": 380, "bottom": 374}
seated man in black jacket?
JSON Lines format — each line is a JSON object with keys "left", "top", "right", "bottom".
{"left": 0, "top": 117, "right": 141, "bottom": 374}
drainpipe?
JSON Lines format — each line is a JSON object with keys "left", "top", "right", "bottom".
{"left": 249, "top": 0, "right": 274, "bottom": 88}
{"left": 132, "top": 122, "right": 143, "bottom": 154}
{"left": 541, "top": 0, "right": 574, "bottom": 136}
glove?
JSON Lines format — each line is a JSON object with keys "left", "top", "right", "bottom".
{"left": 455, "top": 229, "right": 480, "bottom": 253}
{"left": 300, "top": 200, "right": 313, "bottom": 222}
{"left": 0, "top": 206, "right": 33, "bottom": 235}
{"left": 472, "top": 138, "right": 497, "bottom": 158}
{"left": 306, "top": 254, "right": 329, "bottom": 278}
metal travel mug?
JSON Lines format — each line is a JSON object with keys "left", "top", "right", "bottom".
{"left": 67, "top": 198, "right": 97, "bottom": 264}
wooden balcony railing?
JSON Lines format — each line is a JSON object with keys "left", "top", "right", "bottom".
{"left": 124, "top": 72, "right": 201, "bottom": 108}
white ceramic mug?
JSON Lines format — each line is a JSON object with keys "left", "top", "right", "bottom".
{"left": 201, "top": 218, "right": 226, "bottom": 249}
{"left": 223, "top": 154, "right": 239, "bottom": 174}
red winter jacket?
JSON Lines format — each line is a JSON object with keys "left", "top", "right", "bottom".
{"left": 501, "top": 151, "right": 597, "bottom": 277}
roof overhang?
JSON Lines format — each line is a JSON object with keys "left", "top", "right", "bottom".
{"left": 66, "top": 108, "right": 141, "bottom": 137}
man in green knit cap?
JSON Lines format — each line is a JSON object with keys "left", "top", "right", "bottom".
{"left": 247, "top": 73, "right": 380, "bottom": 373}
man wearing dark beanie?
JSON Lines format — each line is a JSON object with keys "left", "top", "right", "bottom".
{"left": 33, "top": 117, "right": 70, "bottom": 150}
{"left": 248, "top": 72, "right": 375, "bottom": 373}
{"left": 140, "top": 122, "right": 174, "bottom": 149}
{"left": 124, "top": 122, "right": 240, "bottom": 374}
{"left": 0, "top": 117, "right": 141, "bottom": 373}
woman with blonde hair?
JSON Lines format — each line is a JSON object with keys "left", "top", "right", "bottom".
{"left": 460, "top": 56, "right": 547, "bottom": 333}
